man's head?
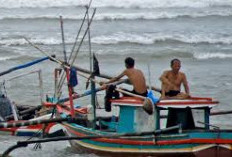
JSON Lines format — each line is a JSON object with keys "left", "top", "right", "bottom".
{"left": 125, "top": 57, "right": 135, "bottom": 68}
{"left": 170, "top": 58, "right": 181, "bottom": 72}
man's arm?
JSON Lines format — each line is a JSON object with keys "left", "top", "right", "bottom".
{"left": 182, "top": 73, "right": 190, "bottom": 95}
{"left": 159, "top": 71, "right": 170, "bottom": 98}
{"left": 160, "top": 71, "right": 171, "bottom": 86}
{"left": 100, "top": 70, "right": 125, "bottom": 85}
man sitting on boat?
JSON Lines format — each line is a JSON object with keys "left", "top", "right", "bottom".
{"left": 159, "top": 59, "right": 194, "bottom": 130}
{"left": 100, "top": 57, "right": 147, "bottom": 97}
{"left": 159, "top": 58, "right": 190, "bottom": 99}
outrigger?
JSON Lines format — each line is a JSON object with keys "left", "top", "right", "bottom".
{"left": 0, "top": 57, "right": 64, "bottom": 137}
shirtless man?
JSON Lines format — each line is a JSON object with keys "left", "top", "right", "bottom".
{"left": 100, "top": 57, "right": 147, "bottom": 96}
{"left": 160, "top": 59, "right": 190, "bottom": 99}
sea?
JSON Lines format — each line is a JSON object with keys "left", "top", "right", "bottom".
{"left": 0, "top": 0, "right": 232, "bottom": 156}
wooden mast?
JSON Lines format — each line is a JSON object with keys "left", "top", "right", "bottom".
{"left": 60, "top": 16, "right": 75, "bottom": 117}
{"left": 86, "top": 5, "right": 96, "bottom": 128}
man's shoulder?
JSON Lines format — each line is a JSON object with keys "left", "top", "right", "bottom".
{"left": 178, "top": 71, "right": 187, "bottom": 78}
{"left": 124, "top": 68, "right": 135, "bottom": 75}
{"left": 179, "top": 71, "right": 186, "bottom": 75}
{"left": 163, "top": 70, "right": 171, "bottom": 74}
{"left": 126, "top": 68, "right": 140, "bottom": 72}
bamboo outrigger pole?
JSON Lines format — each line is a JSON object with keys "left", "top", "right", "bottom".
{"left": 0, "top": 56, "right": 50, "bottom": 77}
{"left": 0, "top": 117, "right": 82, "bottom": 129}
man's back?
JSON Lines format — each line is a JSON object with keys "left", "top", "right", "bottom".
{"left": 124, "top": 68, "right": 147, "bottom": 94}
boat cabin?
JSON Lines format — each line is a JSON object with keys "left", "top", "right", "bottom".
{"left": 107, "top": 97, "right": 219, "bottom": 133}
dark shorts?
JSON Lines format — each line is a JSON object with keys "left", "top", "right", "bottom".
{"left": 123, "top": 89, "right": 148, "bottom": 97}
{"left": 132, "top": 90, "right": 148, "bottom": 97}
{"left": 165, "top": 90, "right": 180, "bottom": 97}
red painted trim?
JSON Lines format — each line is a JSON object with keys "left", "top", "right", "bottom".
{"left": 111, "top": 97, "right": 218, "bottom": 107}
{"left": 0, "top": 128, "right": 17, "bottom": 132}
{"left": 65, "top": 69, "right": 75, "bottom": 118}
{"left": 43, "top": 102, "right": 56, "bottom": 107}
{"left": 157, "top": 101, "right": 219, "bottom": 105}
{"left": 64, "top": 105, "right": 88, "bottom": 114}
{"left": 189, "top": 97, "right": 213, "bottom": 101}
{"left": 44, "top": 123, "right": 55, "bottom": 133}
{"left": 65, "top": 125, "right": 155, "bottom": 145}
{"left": 157, "top": 138, "right": 232, "bottom": 145}
{"left": 75, "top": 107, "right": 88, "bottom": 114}
{"left": 57, "top": 104, "right": 88, "bottom": 115}
{"left": 111, "top": 97, "right": 143, "bottom": 104}
{"left": 57, "top": 105, "right": 71, "bottom": 115}
{"left": 64, "top": 125, "right": 232, "bottom": 146}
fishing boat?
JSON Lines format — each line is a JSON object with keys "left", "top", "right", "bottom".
{"left": 38, "top": 9, "right": 232, "bottom": 156}
{"left": 3, "top": 6, "right": 232, "bottom": 157}
{"left": 53, "top": 89, "right": 232, "bottom": 157}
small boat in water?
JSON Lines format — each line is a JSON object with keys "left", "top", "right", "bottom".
{"left": 54, "top": 92, "right": 232, "bottom": 157}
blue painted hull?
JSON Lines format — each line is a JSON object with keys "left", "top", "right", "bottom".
{"left": 61, "top": 121, "right": 232, "bottom": 157}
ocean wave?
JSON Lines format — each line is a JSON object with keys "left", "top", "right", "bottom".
{"left": 92, "top": 33, "right": 154, "bottom": 45}
{"left": 193, "top": 52, "right": 232, "bottom": 59}
{"left": 0, "top": 0, "right": 232, "bottom": 9}
{"left": 95, "top": 50, "right": 232, "bottom": 60}
{"left": 0, "top": 15, "right": 82, "bottom": 21}
{"left": 92, "top": 33, "right": 232, "bottom": 45}
{"left": 2, "top": 32, "right": 232, "bottom": 46}
{"left": 1, "top": 10, "right": 232, "bottom": 21}
{"left": 0, "top": 56, "right": 20, "bottom": 61}
{"left": 0, "top": 37, "right": 75, "bottom": 46}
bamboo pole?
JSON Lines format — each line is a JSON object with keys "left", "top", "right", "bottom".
{"left": 56, "top": 8, "right": 97, "bottom": 95}
{"left": 0, "top": 57, "right": 50, "bottom": 77}
{"left": 0, "top": 117, "right": 83, "bottom": 129}
{"left": 57, "top": 79, "right": 128, "bottom": 103}
{"left": 38, "top": 70, "right": 44, "bottom": 106}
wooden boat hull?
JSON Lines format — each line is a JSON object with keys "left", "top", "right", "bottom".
{"left": 0, "top": 123, "right": 56, "bottom": 136}
{"left": 61, "top": 122, "right": 232, "bottom": 157}
{"left": 0, "top": 114, "right": 65, "bottom": 137}
{"left": 56, "top": 97, "right": 230, "bottom": 157}
{"left": 68, "top": 142, "right": 232, "bottom": 157}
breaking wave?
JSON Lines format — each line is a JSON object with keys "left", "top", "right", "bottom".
{"left": 0, "top": 56, "right": 20, "bottom": 61}
{"left": 0, "top": 37, "right": 74, "bottom": 46}
{"left": 194, "top": 53, "right": 232, "bottom": 60}
{"left": 1, "top": 0, "right": 232, "bottom": 9}
{"left": 91, "top": 32, "right": 232, "bottom": 45}
{"left": 1, "top": 9, "right": 232, "bottom": 21}
{"left": 1, "top": 32, "right": 232, "bottom": 46}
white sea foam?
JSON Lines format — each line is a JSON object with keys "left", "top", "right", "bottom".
{"left": 194, "top": 52, "right": 232, "bottom": 59}
{"left": 0, "top": 37, "right": 75, "bottom": 46}
{"left": 92, "top": 32, "right": 154, "bottom": 45}
{"left": 0, "top": 56, "right": 19, "bottom": 61}
{"left": 1, "top": 9, "right": 231, "bottom": 21}
{"left": 92, "top": 32, "right": 232, "bottom": 45}
{"left": 1, "top": 1, "right": 232, "bottom": 21}
{"left": 0, "top": 0, "right": 232, "bottom": 9}
{"left": 93, "top": 10, "right": 232, "bottom": 20}
{"left": 1, "top": 32, "right": 232, "bottom": 46}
